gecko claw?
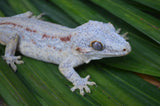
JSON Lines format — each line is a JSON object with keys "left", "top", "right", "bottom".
{"left": 71, "top": 75, "right": 96, "bottom": 96}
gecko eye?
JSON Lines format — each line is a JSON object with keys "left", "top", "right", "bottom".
{"left": 90, "top": 41, "right": 103, "bottom": 51}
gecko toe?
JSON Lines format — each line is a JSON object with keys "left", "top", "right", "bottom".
{"left": 87, "top": 81, "right": 96, "bottom": 85}
{"left": 15, "top": 60, "right": 24, "bottom": 64}
{"left": 10, "top": 62, "right": 17, "bottom": 72}
{"left": 80, "top": 88, "right": 85, "bottom": 96}
{"left": 71, "top": 86, "right": 77, "bottom": 92}
{"left": 16, "top": 56, "right": 21, "bottom": 59}
{"left": 85, "top": 75, "right": 90, "bottom": 80}
{"left": 84, "top": 86, "right": 90, "bottom": 93}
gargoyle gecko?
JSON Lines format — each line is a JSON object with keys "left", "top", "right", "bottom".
{"left": 0, "top": 12, "right": 131, "bottom": 96}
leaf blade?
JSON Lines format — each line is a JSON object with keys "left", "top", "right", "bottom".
{"left": 91, "top": 0, "right": 160, "bottom": 44}
{"left": 131, "top": 0, "right": 160, "bottom": 11}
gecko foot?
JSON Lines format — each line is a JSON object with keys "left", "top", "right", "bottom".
{"left": 31, "top": 13, "right": 45, "bottom": 19}
{"left": 71, "top": 75, "right": 96, "bottom": 96}
{"left": 2, "top": 56, "right": 24, "bottom": 72}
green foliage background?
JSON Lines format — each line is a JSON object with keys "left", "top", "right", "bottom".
{"left": 0, "top": 0, "right": 160, "bottom": 105}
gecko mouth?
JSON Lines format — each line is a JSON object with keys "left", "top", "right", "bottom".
{"left": 86, "top": 49, "right": 131, "bottom": 59}
{"left": 98, "top": 43, "right": 131, "bottom": 57}
{"left": 107, "top": 51, "right": 130, "bottom": 56}
{"left": 104, "top": 44, "right": 131, "bottom": 57}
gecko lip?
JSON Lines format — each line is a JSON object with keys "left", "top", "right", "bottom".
{"left": 107, "top": 42, "right": 131, "bottom": 56}
{"left": 103, "top": 51, "right": 129, "bottom": 57}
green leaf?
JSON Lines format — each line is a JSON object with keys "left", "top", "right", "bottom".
{"left": 49, "top": 0, "right": 106, "bottom": 24}
{"left": 86, "top": 65, "right": 160, "bottom": 105}
{"left": 7, "top": 0, "right": 38, "bottom": 13}
{"left": 0, "top": 10, "right": 4, "bottom": 16}
{"left": 17, "top": 57, "right": 92, "bottom": 105}
{"left": 29, "top": 0, "right": 78, "bottom": 27}
{"left": 0, "top": 58, "right": 40, "bottom": 105}
{"left": 131, "top": 0, "right": 160, "bottom": 11}
{"left": 91, "top": 0, "right": 160, "bottom": 44}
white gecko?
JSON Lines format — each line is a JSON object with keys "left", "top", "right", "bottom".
{"left": 0, "top": 11, "right": 131, "bottom": 96}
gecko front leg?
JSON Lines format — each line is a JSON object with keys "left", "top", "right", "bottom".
{"left": 2, "top": 34, "right": 24, "bottom": 71}
{"left": 59, "top": 56, "right": 96, "bottom": 96}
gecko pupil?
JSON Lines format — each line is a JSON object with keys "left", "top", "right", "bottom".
{"left": 91, "top": 41, "right": 103, "bottom": 51}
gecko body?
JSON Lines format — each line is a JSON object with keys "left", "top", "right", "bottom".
{"left": 0, "top": 12, "right": 131, "bottom": 95}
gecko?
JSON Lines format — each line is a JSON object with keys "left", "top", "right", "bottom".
{"left": 0, "top": 11, "right": 131, "bottom": 96}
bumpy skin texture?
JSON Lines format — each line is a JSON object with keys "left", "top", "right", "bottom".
{"left": 0, "top": 11, "right": 131, "bottom": 96}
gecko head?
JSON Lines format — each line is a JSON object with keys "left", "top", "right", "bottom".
{"left": 74, "top": 20, "right": 131, "bottom": 60}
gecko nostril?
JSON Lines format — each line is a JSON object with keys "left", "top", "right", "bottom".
{"left": 123, "top": 48, "right": 126, "bottom": 51}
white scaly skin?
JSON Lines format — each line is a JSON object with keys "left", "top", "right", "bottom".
{"left": 0, "top": 11, "right": 131, "bottom": 96}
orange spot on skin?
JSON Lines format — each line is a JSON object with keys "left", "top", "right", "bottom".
{"left": 26, "top": 28, "right": 31, "bottom": 32}
{"left": 32, "top": 30, "right": 37, "bottom": 33}
{"left": 0, "top": 22, "right": 24, "bottom": 29}
{"left": 42, "top": 34, "right": 50, "bottom": 39}
{"left": 0, "top": 22, "right": 37, "bottom": 33}
{"left": 12, "top": 23, "right": 16, "bottom": 27}
{"left": 31, "top": 39, "right": 36, "bottom": 44}
{"left": 17, "top": 25, "right": 23, "bottom": 28}
{"left": 51, "top": 36, "right": 56, "bottom": 39}
{"left": 42, "top": 34, "right": 57, "bottom": 39}
{"left": 0, "top": 22, "right": 16, "bottom": 27}
{"left": 76, "top": 47, "right": 83, "bottom": 53}
{"left": 26, "top": 28, "right": 36, "bottom": 33}
{"left": 48, "top": 45, "right": 51, "bottom": 47}
{"left": 60, "top": 34, "right": 71, "bottom": 42}
{"left": 53, "top": 47, "right": 56, "bottom": 49}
